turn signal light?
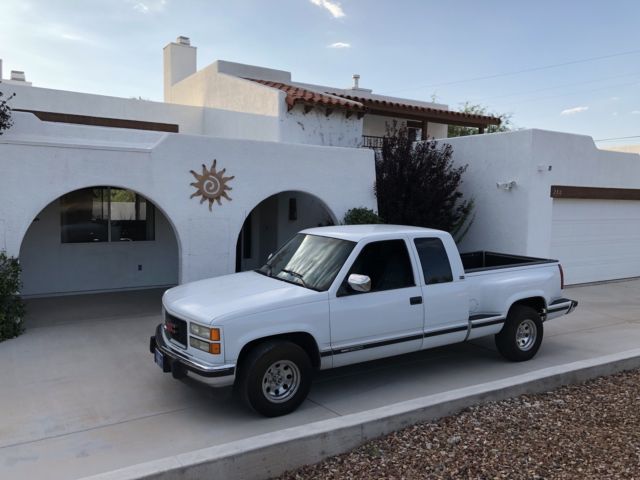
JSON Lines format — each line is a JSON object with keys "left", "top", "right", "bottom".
{"left": 210, "top": 328, "right": 220, "bottom": 341}
{"left": 209, "top": 343, "right": 221, "bottom": 355}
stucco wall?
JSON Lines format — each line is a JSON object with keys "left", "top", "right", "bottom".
{"left": 0, "top": 113, "right": 376, "bottom": 294}
{"left": 446, "top": 129, "right": 640, "bottom": 259}
{"left": 280, "top": 105, "right": 363, "bottom": 148}
{"left": 3, "top": 82, "right": 205, "bottom": 135}
{"left": 19, "top": 200, "right": 179, "bottom": 296}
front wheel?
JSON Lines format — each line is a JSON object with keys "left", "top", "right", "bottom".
{"left": 495, "top": 305, "right": 543, "bottom": 362}
{"left": 236, "top": 340, "right": 312, "bottom": 417}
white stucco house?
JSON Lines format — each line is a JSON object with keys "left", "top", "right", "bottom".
{"left": 1, "top": 36, "right": 639, "bottom": 296}
{"left": 0, "top": 37, "right": 498, "bottom": 297}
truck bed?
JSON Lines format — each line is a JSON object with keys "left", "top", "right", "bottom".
{"left": 461, "top": 251, "right": 557, "bottom": 273}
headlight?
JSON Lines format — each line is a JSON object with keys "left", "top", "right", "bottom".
{"left": 190, "top": 336, "right": 221, "bottom": 355}
{"left": 190, "top": 323, "right": 220, "bottom": 341}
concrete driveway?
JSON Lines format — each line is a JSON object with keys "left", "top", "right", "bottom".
{"left": 1, "top": 280, "right": 640, "bottom": 479}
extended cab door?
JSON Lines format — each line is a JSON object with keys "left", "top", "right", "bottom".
{"left": 328, "top": 238, "right": 424, "bottom": 368}
{"left": 412, "top": 236, "right": 469, "bottom": 348}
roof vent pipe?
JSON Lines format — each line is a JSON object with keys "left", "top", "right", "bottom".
{"left": 352, "top": 74, "right": 360, "bottom": 89}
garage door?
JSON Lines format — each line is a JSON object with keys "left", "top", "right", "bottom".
{"left": 551, "top": 198, "right": 640, "bottom": 285}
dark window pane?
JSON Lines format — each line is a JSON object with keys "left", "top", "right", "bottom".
{"left": 347, "top": 240, "right": 415, "bottom": 293}
{"left": 109, "top": 188, "right": 155, "bottom": 241}
{"left": 60, "top": 188, "right": 109, "bottom": 243}
{"left": 414, "top": 237, "right": 453, "bottom": 285}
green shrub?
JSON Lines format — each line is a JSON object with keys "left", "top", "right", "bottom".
{"left": 343, "top": 207, "right": 383, "bottom": 225}
{"left": 0, "top": 252, "right": 25, "bottom": 341}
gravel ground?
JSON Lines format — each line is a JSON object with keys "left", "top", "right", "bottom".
{"left": 278, "top": 369, "right": 640, "bottom": 480}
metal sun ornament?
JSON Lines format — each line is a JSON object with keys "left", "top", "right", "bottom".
{"left": 189, "top": 159, "right": 235, "bottom": 211}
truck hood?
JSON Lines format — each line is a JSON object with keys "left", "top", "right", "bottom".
{"left": 162, "top": 271, "right": 324, "bottom": 325}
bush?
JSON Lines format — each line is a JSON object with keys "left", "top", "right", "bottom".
{"left": 343, "top": 207, "right": 383, "bottom": 225}
{"left": 0, "top": 83, "right": 15, "bottom": 136}
{"left": 375, "top": 126, "right": 474, "bottom": 242}
{"left": 0, "top": 252, "right": 26, "bottom": 341}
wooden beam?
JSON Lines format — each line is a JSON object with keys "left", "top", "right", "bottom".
{"left": 303, "top": 105, "right": 314, "bottom": 114}
{"left": 421, "top": 120, "right": 429, "bottom": 140}
{"left": 550, "top": 185, "right": 640, "bottom": 201}
{"left": 14, "top": 109, "right": 179, "bottom": 133}
{"left": 325, "top": 108, "right": 334, "bottom": 117}
{"left": 366, "top": 105, "right": 500, "bottom": 128}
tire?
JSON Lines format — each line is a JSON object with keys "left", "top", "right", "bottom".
{"left": 495, "top": 305, "right": 543, "bottom": 362}
{"left": 236, "top": 340, "right": 313, "bottom": 417}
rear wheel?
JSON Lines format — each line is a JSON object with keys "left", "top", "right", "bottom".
{"left": 236, "top": 340, "right": 312, "bottom": 417}
{"left": 495, "top": 305, "right": 543, "bottom": 362}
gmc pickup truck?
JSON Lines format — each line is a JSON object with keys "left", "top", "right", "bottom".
{"left": 150, "top": 225, "right": 577, "bottom": 417}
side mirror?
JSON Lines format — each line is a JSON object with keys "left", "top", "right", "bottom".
{"left": 348, "top": 274, "right": 371, "bottom": 293}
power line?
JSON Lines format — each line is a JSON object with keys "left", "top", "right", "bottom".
{"left": 384, "top": 48, "right": 640, "bottom": 95}
{"left": 595, "top": 135, "right": 640, "bottom": 142}
{"left": 474, "top": 71, "right": 640, "bottom": 103}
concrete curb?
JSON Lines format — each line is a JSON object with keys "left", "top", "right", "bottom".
{"left": 83, "top": 348, "right": 640, "bottom": 480}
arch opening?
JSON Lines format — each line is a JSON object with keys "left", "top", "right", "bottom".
{"left": 19, "top": 186, "right": 180, "bottom": 297}
{"left": 235, "top": 191, "right": 336, "bottom": 272}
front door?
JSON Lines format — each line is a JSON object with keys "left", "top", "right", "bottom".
{"left": 329, "top": 239, "right": 424, "bottom": 367}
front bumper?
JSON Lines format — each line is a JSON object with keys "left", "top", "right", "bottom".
{"left": 150, "top": 324, "right": 236, "bottom": 387}
{"left": 545, "top": 298, "right": 579, "bottom": 321}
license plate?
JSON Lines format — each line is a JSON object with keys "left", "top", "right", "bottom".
{"left": 154, "top": 348, "right": 164, "bottom": 369}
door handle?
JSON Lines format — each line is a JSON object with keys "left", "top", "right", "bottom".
{"left": 410, "top": 296, "right": 423, "bottom": 305}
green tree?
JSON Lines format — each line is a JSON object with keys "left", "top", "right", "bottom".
{"left": 375, "top": 126, "right": 474, "bottom": 242}
{"left": 0, "top": 83, "right": 15, "bottom": 135}
{"left": 448, "top": 102, "right": 513, "bottom": 137}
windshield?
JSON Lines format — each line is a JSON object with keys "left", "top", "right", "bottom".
{"left": 256, "top": 234, "right": 355, "bottom": 291}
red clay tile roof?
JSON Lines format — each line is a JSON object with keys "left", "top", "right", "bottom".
{"left": 247, "top": 78, "right": 501, "bottom": 127}
{"left": 247, "top": 79, "right": 365, "bottom": 112}
{"left": 330, "top": 92, "right": 501, "bottom": 126}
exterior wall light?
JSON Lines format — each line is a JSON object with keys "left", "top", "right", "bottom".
{"left": 496, "top": 180, "right": 517, "bottom": 191}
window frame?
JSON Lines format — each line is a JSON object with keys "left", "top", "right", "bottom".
{"left": 337, "top": 238, "right": 417, "bottom": 297}
{"left": 59, "top": 187, "right": 156, "bottom": 244}
{"left": 413, "top": 236, "right": 454, "bottom": 286}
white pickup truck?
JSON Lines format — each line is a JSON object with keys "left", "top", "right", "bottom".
{"left": 150, "top": 225, "right": 577, "bottom": 416}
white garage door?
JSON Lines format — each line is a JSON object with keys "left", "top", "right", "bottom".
{"left": 551, "top": 198, "right": 640, "bottom": 285}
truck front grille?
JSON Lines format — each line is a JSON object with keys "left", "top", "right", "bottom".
{"left": 164, "top": 312, "right": 187, "bottom": 347}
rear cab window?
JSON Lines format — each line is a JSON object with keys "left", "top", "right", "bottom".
{"left": 414, "top": 237, "right": 453, "bottom": 285}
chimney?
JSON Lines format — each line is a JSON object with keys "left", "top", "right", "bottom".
{"left": 163, "top": 36, "right": 197, "bottom": 102}
{"left": 352, "top": 73, "right": 360, "bottom": 89}
{"left": 11, "top": 70, "right": 26, "bottom": 82}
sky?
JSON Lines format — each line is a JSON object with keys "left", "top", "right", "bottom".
{"left": 1, "top": 0, "right": 640, "bottom": 145}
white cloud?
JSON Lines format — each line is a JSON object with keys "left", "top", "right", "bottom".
{"left": 130, "top": 0, "right": 167, "bottom": 13}
{"left": 610, "top": 96, "right": 620, "bottom": 101}
{"left": 310, "top": 0, "right": 345, "bottom": 18}
{"left": 613, "top": 112, "right": 619, "bottom": 116}
{"left": 632, "top": 110, "right": 640, "bottom": 115}
{"left": 328, "top": 42, "right": 350, "bottom": 48}
{"left": 560, "top": 106, "right": 589, "bottom": 116}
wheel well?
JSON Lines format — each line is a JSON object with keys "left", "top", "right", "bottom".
{"left": 236, "top": 332, "right": 321, "bottom": 376}
{"left": 510, "top": 297, "right": 546, "bottom": 316}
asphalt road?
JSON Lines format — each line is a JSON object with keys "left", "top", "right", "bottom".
{"left": 1, "top": 279, "right": 639, "bottom": 479}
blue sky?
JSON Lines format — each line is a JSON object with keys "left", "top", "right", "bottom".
{"left": 2, "top": 0, "right": 640, "bottom": 145}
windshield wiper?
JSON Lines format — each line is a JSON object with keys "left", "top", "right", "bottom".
{"left": 280, "top": 269, "right": 307, "bottom": 288}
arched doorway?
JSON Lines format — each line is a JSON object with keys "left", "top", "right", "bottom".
{"left": 19, "top": 186, "right": 179, "bottom": 296}
{"left": 236, "top": 191, "right": 336, "bottom": 272}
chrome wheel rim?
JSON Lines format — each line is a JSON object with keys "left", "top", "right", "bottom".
{"left": 261, "top": 360, "right": 300, "bottom": 403}
{"left": 516, "top": 319, "right": 537, "bottom": 351}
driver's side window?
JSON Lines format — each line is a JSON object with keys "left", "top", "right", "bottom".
{"left": 341, "top": 240, "right": 415, "bottom": 295}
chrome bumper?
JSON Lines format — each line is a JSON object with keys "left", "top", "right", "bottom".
{"left": 150, "top": 324, "right": 236, "bottom": 387}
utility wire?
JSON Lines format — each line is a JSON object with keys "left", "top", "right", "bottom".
{"left": 384, "top": 48, "right": 640, "bottom": 95}
{"left": 595, "top": 135, "right": 640, "bottom": 142}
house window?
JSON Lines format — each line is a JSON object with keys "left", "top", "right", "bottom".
{"left": 60, "top": 187, "right": 155, "bottom": 243}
